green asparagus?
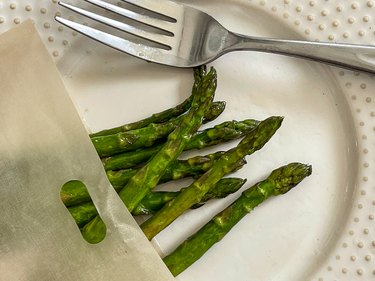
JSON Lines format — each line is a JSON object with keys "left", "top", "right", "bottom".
{"left": 81, "top": 216, "right": 107, "bottom": 245}
{"left": 140, "top": 116, "right": 283, "bottom": 240}
{"left": 133, "top": 177, "right": 246, "bottom": 215}
{"left": 69, "top": 202, "right": 98, "bottom": 228}
{"left": 163, "top": 163, "right": 312, "bottom": 276}
{"left": 101, "top": 119, "right": 259, "bottom": 171}
{"left": 107, "top": 151, "right": 230, "bottom": 190}
{"left": 69, "top": 178, "right": 246, "bottom": 227}
{"left": 92, "top": 101, "right": 225, "bottom": 158}
{"left": 57, "top": 61, "right": 313, "bottom": 277}
{"left": 120, "top": 66, "right": 217, "bottom": 212}
{"left": 90, "top": 95, "right": 193, "bottom": 138}
{"left": 185, "top": 119, "right": 260, "bottom": 150}
{"left": 102, "top": 145, "right": 161, "bottom": 171}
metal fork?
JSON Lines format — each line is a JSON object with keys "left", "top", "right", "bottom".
{"left": 56, "top": 0, "right": 375, "bottom": 73}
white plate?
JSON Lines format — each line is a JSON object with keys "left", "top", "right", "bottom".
{"left": 1, "top": 1, "right": 375, "bottom": 280}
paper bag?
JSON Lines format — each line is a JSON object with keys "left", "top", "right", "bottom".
{"left": 0, "top": 20, "right": 174, "bottom": 281}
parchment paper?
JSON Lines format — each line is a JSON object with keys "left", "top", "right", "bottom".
{"left": 0, "top": 21, "right": 174, "bottom": 281}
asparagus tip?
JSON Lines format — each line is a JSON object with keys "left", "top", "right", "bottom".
{"left": 270, "top": 162, "right": 312, "bottom": 195}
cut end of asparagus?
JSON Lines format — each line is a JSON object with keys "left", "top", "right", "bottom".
{"left": 269, "top": 162, "right": 312, "bottom": 195}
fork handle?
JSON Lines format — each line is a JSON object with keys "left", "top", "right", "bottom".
{"left": 227, "top": 33, "right": 375, "bottom": 74}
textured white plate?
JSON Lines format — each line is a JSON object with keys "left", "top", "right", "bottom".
{"left": 1, "top": 1, "right": 375, "bottom": 280}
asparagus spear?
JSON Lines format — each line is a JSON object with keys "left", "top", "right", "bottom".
{"left": 92, "top": 101, "right": 225, "bottom": 158}
{"left": 107, "top": 151, "right": 229, "bottom": 190}
{"left": 81, "top": 216, "right": 106, "bottom": 244}
{"left": 69, "top": 178, "right": 246, "bottom": 227}
{"left": 133, "top": 177, "right": 246, "bottom": 216}
{"left": 120, "top": 66, "right": 217, "bottom": 212}
{"left": 185, "top": 119, "right": 259, "bottom": 150}
{"left": 61, "top": 151, "right": 241, "bottom": 207}
{"left": 101, "top": 119, "right": 259, "bottom": 171}
{"left": 163, "top": 163, "right": 312, "bottom": 276}
{"left": 90, "top": 95, "right": 194, "bottom": 138}
{"left": 140, "top": 116, "right": 283, "bottom": 240}
{"left": 190, "top": 177, "right": 247, "bottom": 209}
{"left": 69, "top": 202, "right": 98, "bottom": 228}
{"left": 134, "top": 177, "right": 247, "bottom": 215}
{"left": 102, "top": 145, "right": 161, "bottom": 172}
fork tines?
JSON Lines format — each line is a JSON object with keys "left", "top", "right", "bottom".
{"left": 55, "top": 0, "right": 182, "bottom": 63}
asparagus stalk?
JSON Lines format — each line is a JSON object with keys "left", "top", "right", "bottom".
{"left": 120, "top": 66, "right": 217, "bottom": 212}
{"left": 92, "top": 100, "right": 224, "bottom": 158}
{"left": 109, "top": 152, "right": 246, "bottom": 191}
{"left": 140, "top": 116, "right": 283, "bottom": 240}
{"left": 163, "top": 163, "right": 312, "bottom": 276}
{"left": 69, "top": 178, "right": 246, "bottom": 227}
{"left": 90, "top": 95, "right": 194, "bottom": 138}
{"left": 101, "top": 119, "right": 259, "bottom": 171}
{"left": 132, "top": 178, "right": 246, "bottom": 216}
{"left": 185, "top": 119, "right": 259, "bottom": 150}
{"left": 102, "top": 145, "right": 161, "bottom": 172}
{"left": 107, "top": 151, "right": 229, "bottom": 190}
{"left": 69, "top": 202, "right": 98, "bottom": 228}
{"left": 81, "top": 216, "right": 106, "bottom": 245}
{"left": 61, "top": 151, "right": 241, "bottom": 207}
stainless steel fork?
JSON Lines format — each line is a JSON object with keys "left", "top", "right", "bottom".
{"left": 56, "top": 0, "right": 375, "bottom": 73}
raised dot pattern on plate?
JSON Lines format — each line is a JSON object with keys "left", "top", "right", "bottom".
{"left": 0, "top": 1, "right": 374, "bottom": 280}
{"left": 263, "top": 3, "right": 375, "bottom": 280}
{"left": 0, "top": 0, "right": 79, "bottom": 59}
